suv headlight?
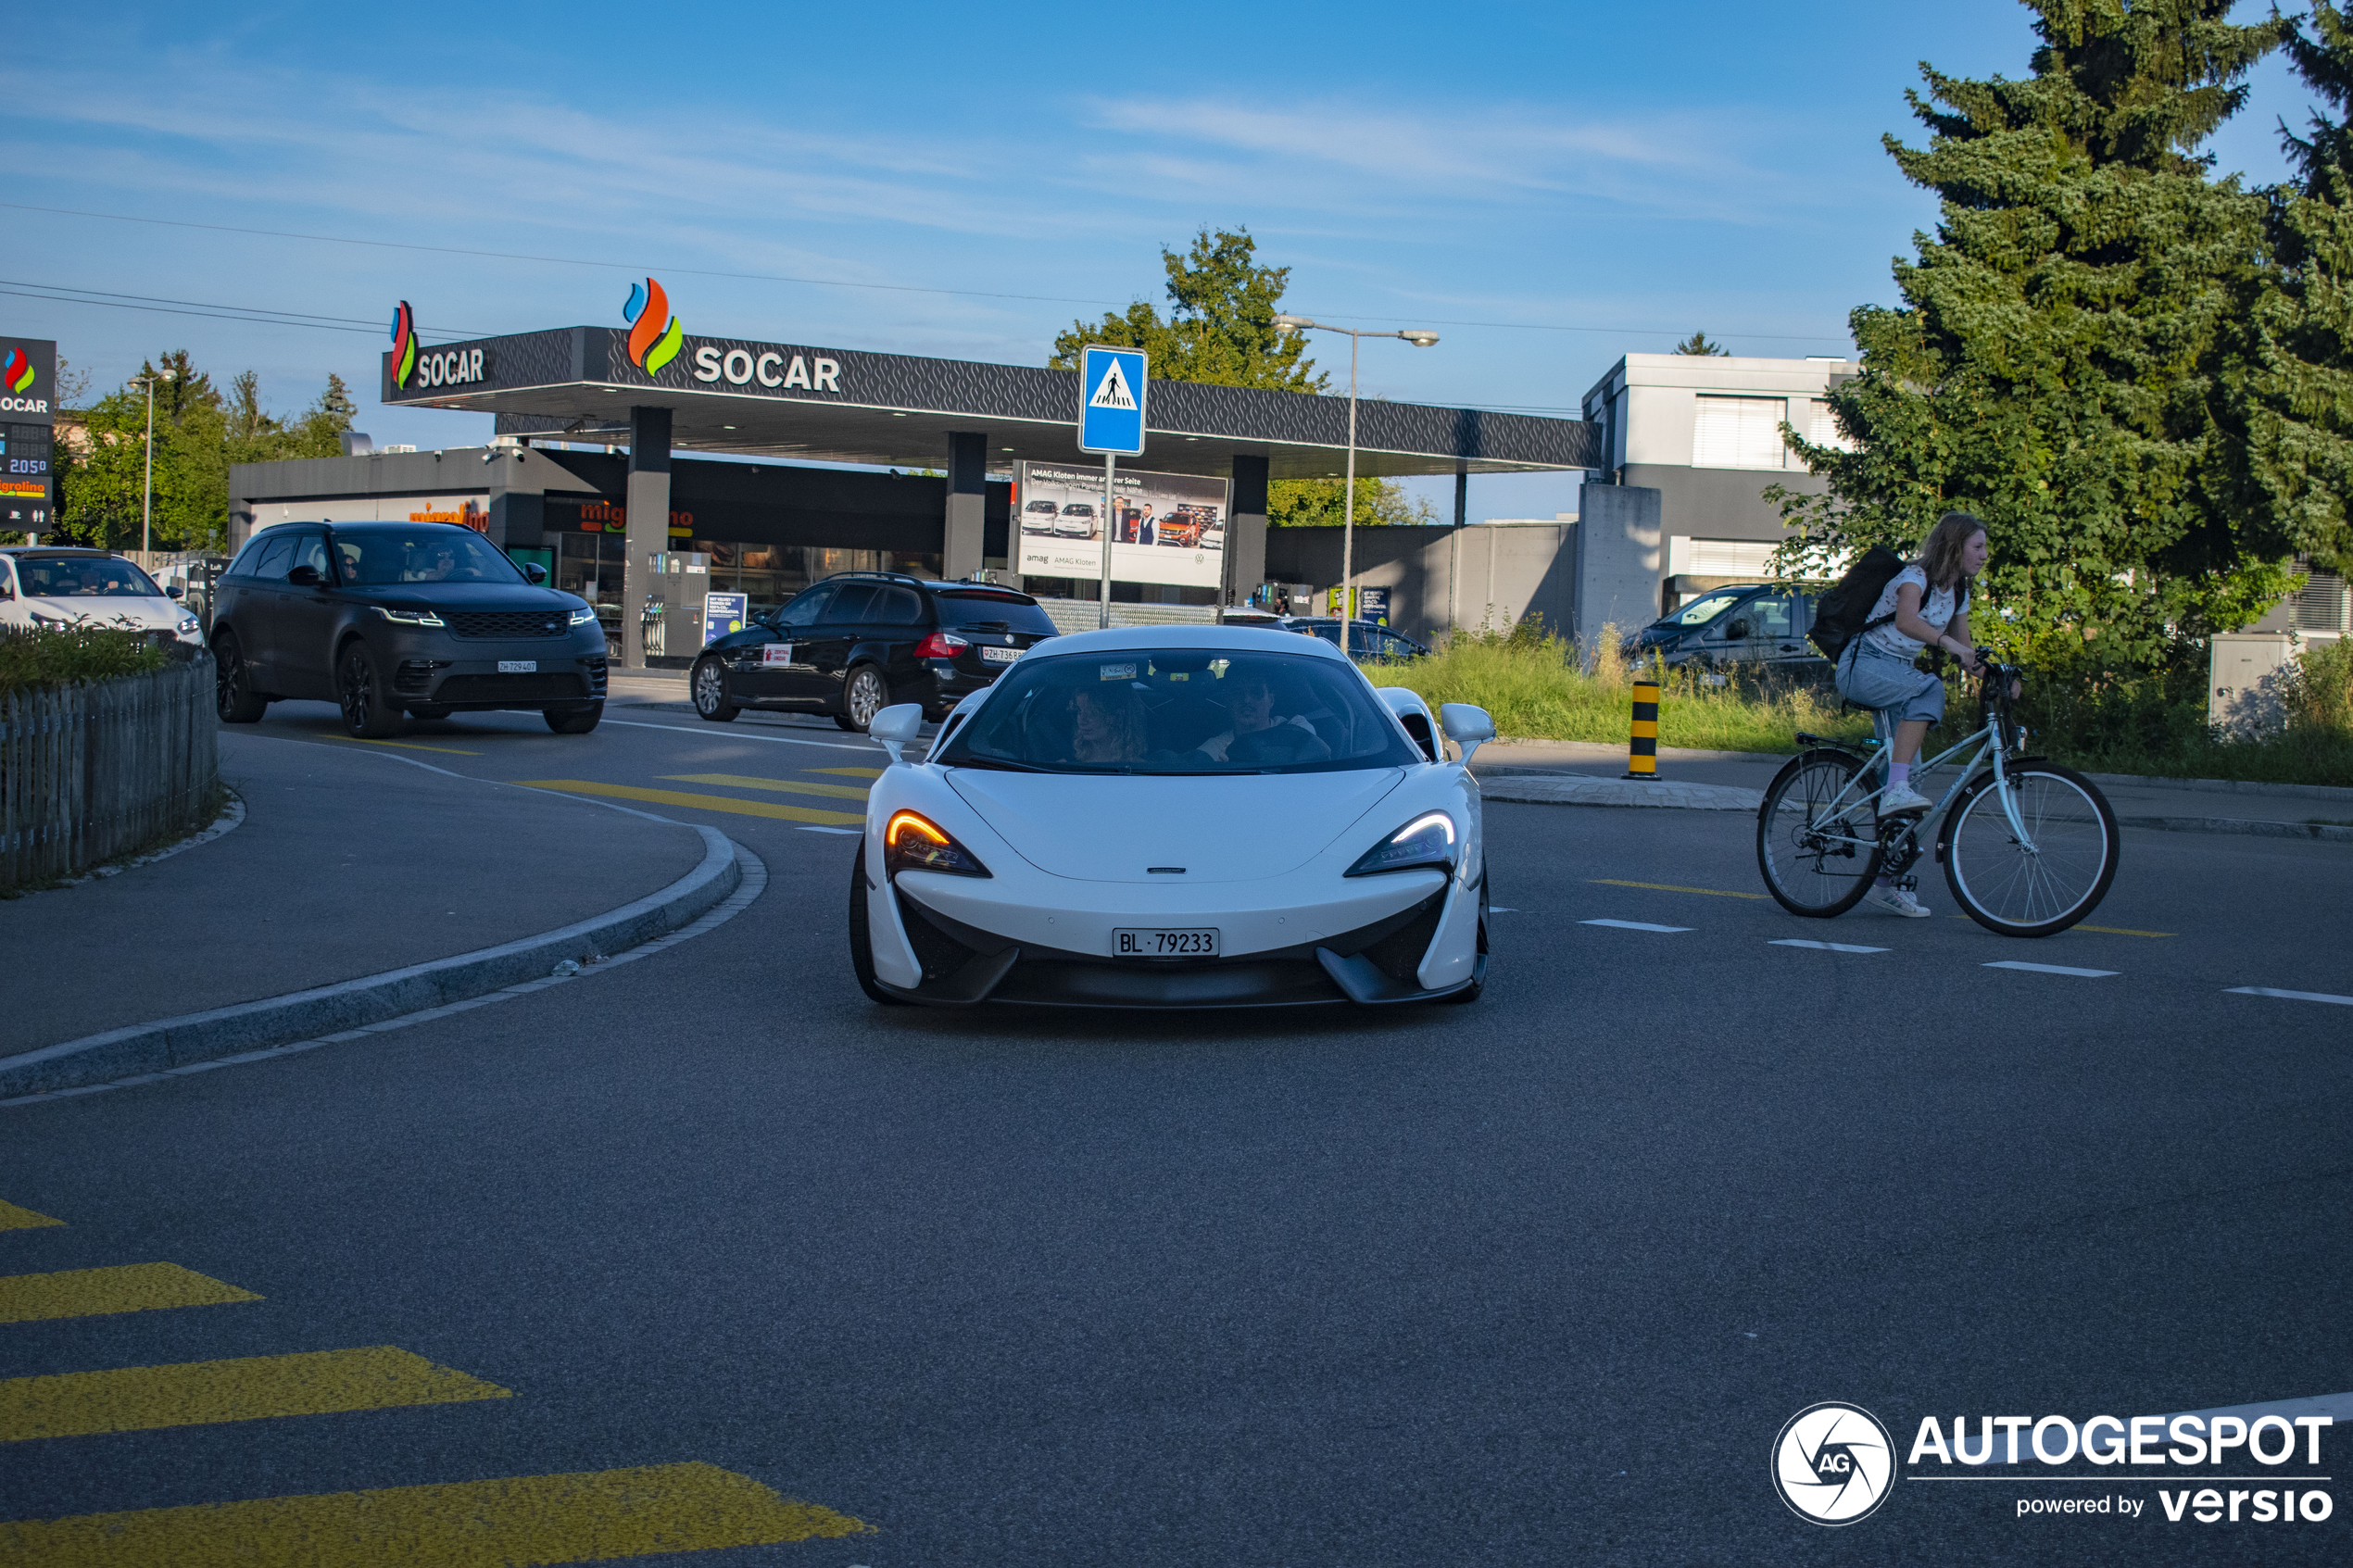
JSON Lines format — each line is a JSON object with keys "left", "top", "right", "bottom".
{"left": 1346, "top": 810, "right": 1456, "bottom": 876}
{"left": 884, "top": 810, "right": 991, "bottom": 878}
{"left": 569, "top": 608, "right": 598, "bottom": 625}
{"left": 373, "top": 606, "right": 446, "bottom": 627}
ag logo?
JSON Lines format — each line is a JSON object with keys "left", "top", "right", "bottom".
{"left": 1772, "top": 1402, "right": 1894, "bottom": 1525}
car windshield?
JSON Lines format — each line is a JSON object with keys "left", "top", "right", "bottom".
{"left": 332, "top": 529, "right": 526, "bottom": 586}
{"left": 936, "top": 647, "right": 1423, "bottom": 775}
{"left": 17, "top": 557, "right": 164, "bottom": 597}
{"left": 1659, "top": 591, "right": 1746, "bottom": 629}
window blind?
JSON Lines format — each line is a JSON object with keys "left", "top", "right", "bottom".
{"left": 1692, "top": 396, "right": 1789, "bottom": 469}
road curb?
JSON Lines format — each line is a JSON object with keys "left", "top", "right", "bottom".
{"left": 2120, "top": 814, "right": 2353, "bottom": 844}
{"left": 0, "top": 825, "right": 742, "bottom": 1098}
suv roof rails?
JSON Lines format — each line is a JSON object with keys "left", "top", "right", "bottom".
{"left": 819, "top": 570, "right": 930, "bottom": 590}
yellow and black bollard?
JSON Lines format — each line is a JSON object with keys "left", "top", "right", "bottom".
{"left": 1625, "top": 676, "right": 1659, "bottom": 779}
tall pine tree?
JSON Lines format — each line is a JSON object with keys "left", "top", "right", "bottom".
{"left": 1780, "top": 0, "right": 2291, "bottom": 667}
{"left": 2210, "top": 0, "right": 2353, "bottom": 577}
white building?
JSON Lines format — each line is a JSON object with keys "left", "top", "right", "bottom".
{"left": 1573, "top": 353, "right": 1852, "bottom": 636}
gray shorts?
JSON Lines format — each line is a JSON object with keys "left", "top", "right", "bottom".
{"left": 1837, "top": 640, "right": 1944, "bottom": 726}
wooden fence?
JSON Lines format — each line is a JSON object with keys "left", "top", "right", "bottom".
{"left": 0, "top": 658, "right": 220, "bottom": 890}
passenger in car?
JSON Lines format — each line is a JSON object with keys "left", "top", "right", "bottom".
{"left": 1068, "top": 684, "right": 1150, "bottom": 765}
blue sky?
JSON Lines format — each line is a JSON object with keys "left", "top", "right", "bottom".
{"left": 0, "top": 1, "right": 2324, "bottom": 520}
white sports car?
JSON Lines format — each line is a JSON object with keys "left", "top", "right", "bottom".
{"left": 848, "top": 625, "right": 1495, "bottom": 1009}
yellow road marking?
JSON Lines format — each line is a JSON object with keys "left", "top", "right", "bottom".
{"left": 513, "top": 780, "right": 863, "bottom": 826}
{"left": 1590, "top": 878, "right": 1768, "bottom": 901}
{"left": 0, "top": 1347, "right": 510, "bottom": 1442}
{"left": 0, "top": 1461, "right": 867, "bottom": 1566}
{"left": 324, "top": 735, "right": 482, "bottom": 756}
{"left": 1944, "top": 917, "right": 2176, "bottom": 937}
{"left": 660, "top": 771, "right": 871, "bottom": 801}
{"left": 0, "top": 1263, "right": 259, "bottom": 1324}
{"left": 0, "top": 1200, "right": 62, "bottom": 1232}
{"left": 811, "top": 766, "right": 886, "bottom": 778}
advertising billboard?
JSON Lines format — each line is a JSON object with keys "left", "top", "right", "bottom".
{"left": 1015, "top": 462, "right": 1227, "bottom": 590}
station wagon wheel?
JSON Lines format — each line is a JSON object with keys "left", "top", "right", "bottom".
{"left": 337, "top": 643, "right": 403, "bottom": 738}
{"left": 841, "top": 664, "right": 888, "bottom": 733}
{"left": 691, "top": 656, "right": 738, "bottom": 722}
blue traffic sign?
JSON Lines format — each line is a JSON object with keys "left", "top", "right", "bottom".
{"left": 1077, "top": 345, "right": 1148, "bottom": 456}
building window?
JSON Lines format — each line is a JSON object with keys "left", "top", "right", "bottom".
{"left": 1806, "top": 400, "right": 1855, "bottom": 453}
{"left": 1692, "top": 395, "right": 1790, "bottom": 470}
{"left": 2296, "top": 568, "right": 2349, "bottom": 632}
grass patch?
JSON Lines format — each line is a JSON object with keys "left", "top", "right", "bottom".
{"left": 1363, "top": 623, "right": 1865, "bottom": 756}
{"left": 0, "top": 625, "right": 169, "bottom": 696}
{"left": 1364, "top": 622, "right": 2353, "bottom": 786}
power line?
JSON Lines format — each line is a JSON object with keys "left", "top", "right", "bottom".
{"left": 0, "top": 281, "right": 485, "bottom": 340}
{"left": 2, "top": 200, "right": 1854, "bottom": 345}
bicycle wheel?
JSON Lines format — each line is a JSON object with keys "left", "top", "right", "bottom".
{"left": 1756, "top": 749, "right": 1881, "bottom": 917}
{"left": 1943, "top": 763, "right": 2119, "bottom": 936}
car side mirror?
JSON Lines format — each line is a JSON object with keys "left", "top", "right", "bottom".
{"left": 869, "top": 703, "right": 924, "bottom": 766}
{"left": 1724, "top": 620, "right": 1750, "bottom": 641}
{"left": 287, "top": 565, "right": 323, "bottom": 587}
{"left": 167, "top": 583, "right": 185, "bottom": 599}
{"left": 1440, "top": 702, "right": 1496, "bottom": 768}
{"left": 522, "top": 562, "right": 547, "bottom": 584}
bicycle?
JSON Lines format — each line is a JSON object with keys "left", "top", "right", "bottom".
{"left": 1754, "top": 653, "right": 2120, "bottom": 936}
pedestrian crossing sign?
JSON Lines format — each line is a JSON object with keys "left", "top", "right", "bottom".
{"left": 1078, "top": 345, "right": 1148, "bottom": 455}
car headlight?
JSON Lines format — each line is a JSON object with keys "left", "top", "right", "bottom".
{"left": 1346, "top": 810, "right": 1456, "bottom": 876}
{"left": 373, "top": 606, "right": 446, "bottom": 627}
{"left": 884, "top": 809, "right": 991, "bottom": 878}
{"left": 176, "top": 613, "right": 201, "bottom": 634}
{"left": 569, "top": 608, "right": 598, "bottom": 626}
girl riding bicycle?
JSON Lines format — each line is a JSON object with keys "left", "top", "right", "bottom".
{"left": 1834, "top": 509, "right": 1992, "bottom": 918}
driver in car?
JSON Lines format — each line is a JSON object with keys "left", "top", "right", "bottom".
{"left": 1197, "top": 667, "right": 1328, "bottom": 766}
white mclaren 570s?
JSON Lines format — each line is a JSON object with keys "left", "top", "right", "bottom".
{"left": 848, "top": 625, "right": 1496, "bottom": 1009}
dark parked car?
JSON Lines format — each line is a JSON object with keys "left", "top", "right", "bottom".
{"left": 1290, "top": 618, "right": 1428, "bottom": 663}
{"left": 1624, "top": 583, "right": 1828, "bottom": 675}
{"left": 689, "top": 572, "right": 1059, "bottom": 731}
{"left": 210, "top": 521, "right": 609, "bottom": 737}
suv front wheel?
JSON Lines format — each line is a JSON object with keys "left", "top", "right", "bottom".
{"left": 337, "top": 643, "right": 403, "bottom": 738}
{"left": 837, "top": 664, "right": 889, "bottom": 733}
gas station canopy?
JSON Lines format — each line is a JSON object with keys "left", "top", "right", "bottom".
{"left": 381, "top": 326, "right": 1602, "bottom": 479}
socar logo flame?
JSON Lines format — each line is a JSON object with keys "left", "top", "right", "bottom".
{"left": 390, "top": 301, "right": 418, "bottom": 388}
{"left": 3, "top": 347, "right": 31, "bottom": 395}
{"left": 622, "top": 277, "right": 684, "bottom": 376}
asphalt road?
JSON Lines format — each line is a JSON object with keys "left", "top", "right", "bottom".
{"left": 4, "top": 696, "right": 2348, "bottom": 1565}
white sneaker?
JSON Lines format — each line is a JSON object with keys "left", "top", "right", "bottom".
{"left": 1878, "top": 782, "right": 1932, "bottom": 816}
{"left": 1866, "top": 886, "right": 1931, "bottom": 918}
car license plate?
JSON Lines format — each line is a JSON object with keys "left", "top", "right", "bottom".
{"left": 497, "top": 660, "right": 537, "bottom": 673}
{"left": 981, "top": 645, "right": 1022, "bottom": 663}
{"left": 1114, "top": 928, "right": 1219, "bottom": 957}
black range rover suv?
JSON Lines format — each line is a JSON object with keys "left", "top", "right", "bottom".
{"left": 211, "top": 521, "right": 609, "bottom": 737}
{"left": 690, "top": 572, "right": 1058, "bottom": 731}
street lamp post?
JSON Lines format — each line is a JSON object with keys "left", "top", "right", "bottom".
{"left": 1271, "top": 316, "right": 1437, "bottom": 659}
{"left": 132, "top": 368, "right": 175, "bottom": 557}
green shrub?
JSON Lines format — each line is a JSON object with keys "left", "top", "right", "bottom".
{"left": 0, "top": 625, "right": 170, "bottom": 697}
{"left": 1365, "top": 624, "right": 2353, "bottom": 785}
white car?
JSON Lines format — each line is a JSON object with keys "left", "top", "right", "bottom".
{"left": 847, "top": 625, "right": 1495, "bottom": 1009}
{"left": 0, "top": 547, "right": 206, "bottom": 650}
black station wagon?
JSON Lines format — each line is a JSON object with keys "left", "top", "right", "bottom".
{"left": 689, "top": 572, "right": 1058, "bottom": 731}
{"left": 211, "top": 521, "right": 609, "bottom": 737}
